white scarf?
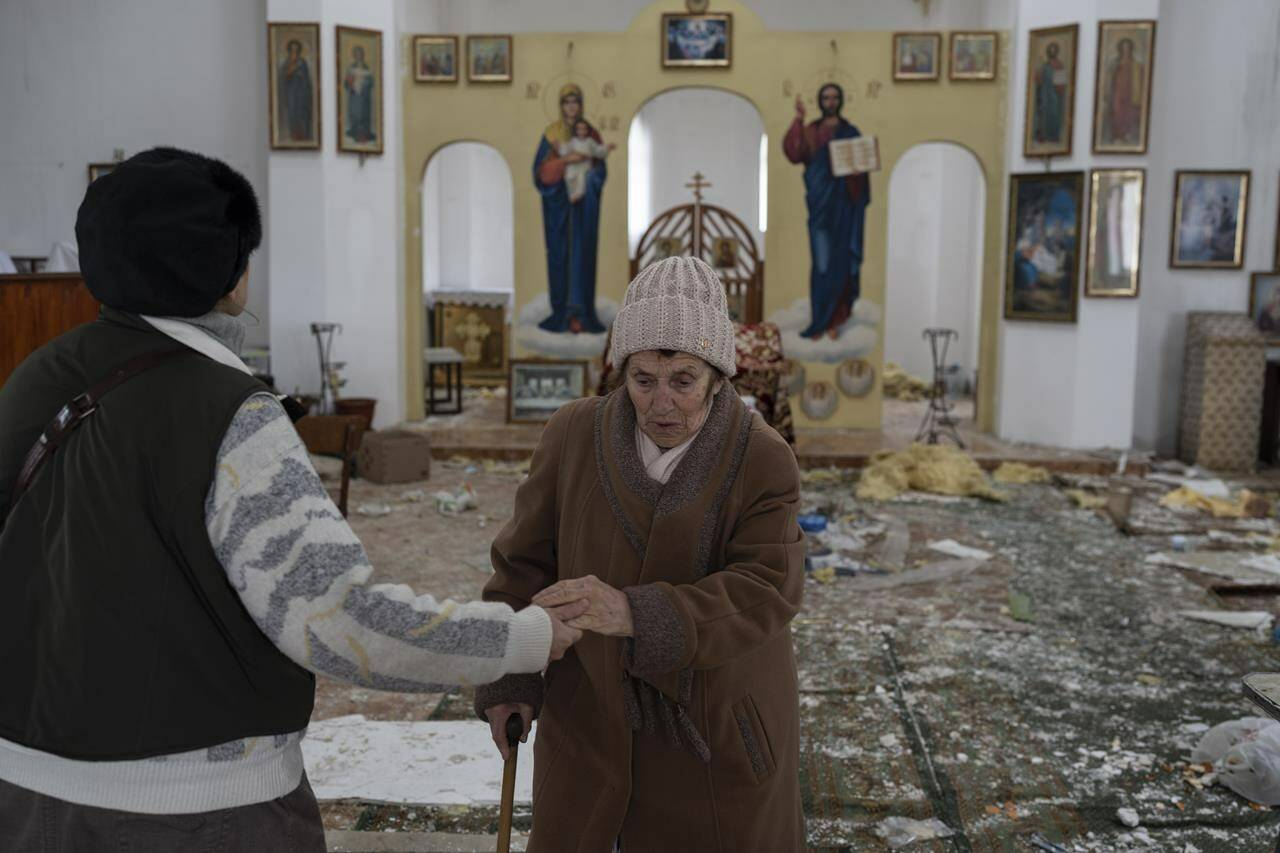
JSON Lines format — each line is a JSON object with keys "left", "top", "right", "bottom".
{"left": 635, "top": 426, "right": 700, "bottom": 485}
{"left": 140, "top": 315, "right": 253, "bottom": 375}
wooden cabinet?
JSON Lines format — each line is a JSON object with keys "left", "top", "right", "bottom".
{"left": 0, "top": 274, "right": 100, "bottom": 386}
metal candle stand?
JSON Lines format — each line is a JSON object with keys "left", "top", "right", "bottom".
{"left": 915, "top": 327, "right": 965, "bottom": 448}
{"left": 310, "top": 322, "right": 344, "bottom": 415}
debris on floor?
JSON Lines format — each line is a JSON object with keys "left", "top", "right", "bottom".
{"left": 1064, "top": 488, "right": 1107, "bottom": 509}
{"left": 927, "top": 539, "right": 992, "bottom": 562}
{"left": 855, "top": 444, "right": 1006, "bottom": 503}
{"left": 433, "top": 483, "right": 477, "bottom": 515}
{"left": 875, "top": 815, "right": 954, "bottom": 847}
{"left": 992, "top": 461, "right": 1051, "bottom": 484}
{"left": 355, "top": 502, "right": 394, "bottom": 517}
{"left": 1159, "top": 485, "right": 1271, "bottom": 519}
{"left": 881, "top": 362, "right": 931, "bottom": 401}
{"left": 1193, "top": 717, "right": 1280, "bottom": 806}
{"left": 1178, "top": 610, "right": 1273, "bottom": 631}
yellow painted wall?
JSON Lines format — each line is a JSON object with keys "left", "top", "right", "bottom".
{"left": 402, "top": 0, "right": 1008, "bottom": 431}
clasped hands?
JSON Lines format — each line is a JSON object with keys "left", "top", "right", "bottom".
{"left": 486, "top": 577, "right": 633, "bottom": 760}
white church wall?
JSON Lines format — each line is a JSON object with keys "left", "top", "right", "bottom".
{"left": 886, "top": 143, "right": 985, "bottom": 385}
{"left": 0, "top": 0, "right": 272, "bottom": 345}
{"left": 629, "top": 88, "right": 764, "bottom": 256}
{"left": 268, "top": 0, "right": 404, "bottom": 426}
{"left": 1132, "top": 0, "right": 1280, "bottom": 455}
{"left": 995, "top": 0, "right": 1157, "bottom": 450}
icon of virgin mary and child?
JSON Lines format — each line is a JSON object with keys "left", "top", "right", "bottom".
{"left": 533, "top": 84, "right": 615, "bottom": 334}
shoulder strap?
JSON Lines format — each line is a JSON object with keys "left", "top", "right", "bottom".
{"left": 9, "top": 348, "right": 198, "bottom": 508}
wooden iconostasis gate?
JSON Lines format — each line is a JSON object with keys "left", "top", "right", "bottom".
{"left": 630, "top": 199, "right": 764, "bottom": 325}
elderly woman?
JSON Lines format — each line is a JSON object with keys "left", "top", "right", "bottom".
{"left": 476, "top": 257, "right": 805, "bottom": 851}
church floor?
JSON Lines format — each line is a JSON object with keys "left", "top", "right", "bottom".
{"left": 312, "top": 460, "right": 1280, "bottom": 852}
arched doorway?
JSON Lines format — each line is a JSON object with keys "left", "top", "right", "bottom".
{"left": 627, "top": 88, "right": 767, "bottom": 319}
{"left": 421, "top": 142, "right": 514, "bottom": 385}
{"left": 883, "top": 142, "right": 986, "bottom": 426}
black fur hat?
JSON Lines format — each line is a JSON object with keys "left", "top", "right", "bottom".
{"left": 75, "top": 147, "right": 262, "bottom": 317}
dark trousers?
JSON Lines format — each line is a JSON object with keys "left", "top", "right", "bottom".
{"left": 0, "top": 773, "right": 326, "bottom": 852}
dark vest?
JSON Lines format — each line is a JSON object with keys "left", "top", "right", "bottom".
{"left": 0, "top": 309, "right": 314, "bottom": 760}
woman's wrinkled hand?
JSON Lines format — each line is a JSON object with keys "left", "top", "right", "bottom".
{"left": 533, "top": 575, "right": 634, "bottom": 637}
{"left": 483, "top": 702, "right": 533, "bottom": 762}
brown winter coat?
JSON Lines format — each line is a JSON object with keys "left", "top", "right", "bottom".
{"left": 475, "top": 386, "right": 806, "bottom": 853}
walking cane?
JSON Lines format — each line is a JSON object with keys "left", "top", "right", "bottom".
{"left": 496, "top": 713, "right": 524, "bottom": 853}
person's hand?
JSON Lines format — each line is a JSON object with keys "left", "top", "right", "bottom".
{"left": 606, "top": 142, "right": 617, "bottom": 152}
{"left": 564, "top": 152, "right": 586, "bottom": 163}
{"left": 484, "top": 702, "right": 533, "bottom": 762}
{"left": 794, "top": 94, "right": 806, "bottom": 120}
{"left": 546, "top": 604, "right": 586, "bottom": 663}
{"left": 533, "top": 575, "right": 634, "bottom": 637}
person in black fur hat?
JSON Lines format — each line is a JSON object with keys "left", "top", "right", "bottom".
{"left": 0, "top": 148, "right": 582, "bottom": 851}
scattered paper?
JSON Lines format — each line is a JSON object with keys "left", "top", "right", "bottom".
{"left": 928, "top": 539, "right": 992, "bottom": 562}
{"left": 1178, "top": 610, "right": 1273, "bottom": 630}
{"left": 876, "top": 816, "right": 954, "bottom": 848}
{"left": 355, "top": 503, "right": 393, "bottom": 517}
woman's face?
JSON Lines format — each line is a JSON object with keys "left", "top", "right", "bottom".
{"left": 625, "top": 350, "right": 722, "bottom": 449}
{"left": 562, "top": 95, "right": 582, "bottom": 122}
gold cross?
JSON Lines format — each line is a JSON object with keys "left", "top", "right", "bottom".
{"left": 685, "top": 172, "right": 712, "bottom": 203}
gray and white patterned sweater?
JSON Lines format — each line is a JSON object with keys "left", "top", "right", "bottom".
{"left": 0, "top": 312, "right": 551, "bottom": 814}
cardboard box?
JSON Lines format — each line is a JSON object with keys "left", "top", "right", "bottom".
{"left": 357, "top": 430, "right": 431, "bottom": 484}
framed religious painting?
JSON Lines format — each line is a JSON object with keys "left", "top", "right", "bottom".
{"left": 949, "top": 31, "right": 997, "bottom": 81}
{"left": 336, "top": 26, "right": 383, "bottom": 155}
{"left": 662, "top": 13, "right": 732, "bottom": 68}
{"left": 413, "top": 35, "right": 458, "bottom": 83}
{"left": 507, "top": 359, "right": 587, "bottom": 424}
{"left": 1085, "top": 169, "right": 1145, "bottom": 298}
{"left": 267, "top": 22, "right": 321, "bottom": 150}
{"left": 711, "top": 236, "right": 738, "bottom": 269}
{"left": 1250, "top": 272, "right": 1280, "bottom": 345}
{"left": 1170, "top": 170, "right": 1249, "bottom": 269}
{"left": 1004, "top": 171, "right": 1085, "bottom": 323}
{"left": 1091, "top": 20, "right": 1156, "bottom": 154}
{"left": 1023, "top": 24, "right": 1078, "bottom": 158}
{"left": 892, "top": 32, "right": 941, "bottom": 81}
{"left": 432, "top": 302, "right": 507, "bottom": 385}
{"left": 466, "top": 35, "right": 512, "bottom": 82}
{"left": 87, "top": 162, "right": 117, "bottom": 183}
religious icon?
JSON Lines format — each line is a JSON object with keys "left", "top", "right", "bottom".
{"left": 533, "top": 84, "right": 607, "bottom": 334}
{"left": 508, "top": 360, "right": 587, "bottom": 423}
{"left": 1170, "top": 171, "right": 1249, "bottom": 269}
{"left": 1249, "top": 272, "right": 1280, "bottom": 344}
{"left": 836, "top": 359, "right": 875, "bottom": 398}
{"left": 949, "top": 32, "right": 997, "bottom": 81}
{"left": 652, "top": 237, "right": 683, "bottom": 263}
{"left": 467, "top": 35, "right": 512, "bottom": 83}
{"left": 662, "top": 13, "right": 731, "bottom": 68}
{"left": 414, "top": 35, "right": 458, "bottom": 83}
{"left": 336, "top": 26, "right": 382, "bottom": 155}
{"left": 800, "top": 381, "right": 837, "bottom": 421}
{"left": 892, "top": 32, "right": 940, "bottom": 81}
{"left": 783, "top": 82, "right": 872, "bottom": 340}
{"left": 1023, "top": 24, "right": 1078, "bottom": 158}
{"left": 1091, "top": 21, "right": 1156, "bottom": 154}
{"left": 434, "top": 302, "right": 507, "bottom": 385}
{"left": 87, "top": 163, "right": 116, "bottom": 183}
{"left": 712, "top": 237, "right": 738, "bottom": 269}
{"left": 1004, "top": 171, "right": 1085, "bottom": 323}
{"left": 268, "top": 22, "right": 320, "bottom": 150}
{"left": 1085, "top": 169, "right": 1145, "bottom": 298}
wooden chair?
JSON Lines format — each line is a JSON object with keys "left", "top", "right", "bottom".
{"left": 294, "top": 415, "right": 365, "bottom": 517}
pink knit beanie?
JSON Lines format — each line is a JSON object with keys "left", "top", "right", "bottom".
{"left": 609, "top": 256, "right": 737, "bottom": 377}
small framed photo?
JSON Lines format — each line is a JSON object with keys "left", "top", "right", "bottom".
{"left": 652, "top": 236, "right": 683, "bottom": 262}
{"left": 949, "top": 31, "right": 997, "bottom": 81}
{"left": 414, "top": 35, "right": 458, "bottom": 83}
{"left": 87, "top": 163, "right": 117, "bottom": 183}
{"left": 1091, "top": 20, "right": 1157, "bottom": 154}
{"left": 507, "top": 359, "right": 587, "bottom": 424}
{"left": 711, "top": 236, "right": 739, "bottom": 269}
{"left": 1085, "top": 168, "right": 1145, "bottom": 298}
{"left": 1170, "top": 170, "right": 1249, "bottom": 269}
{"left": 1004, "top": 171, "right": 1085, "bottom": 323}
{"left": 1023, "top": 24, "right": 1079, "bottom": 158}
{"left": 662, "top": 13, "right": 732, "bottom": 68}
{"left": 336, "top": 25, "right": 383, "bottom": 155}
{"left": 893, "top": 32, "right": 941, "bottom": 81}
{"left": 467, "top": 35, "right": 512, "bottom": 83}
{"left": 268, "top": 22, "right": 321, "bottom": 149}
{"left": 1250, "top": 272, "right": 1280, "bottom": 344}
